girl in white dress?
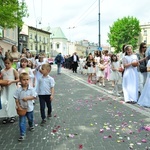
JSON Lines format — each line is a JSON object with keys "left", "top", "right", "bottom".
{"left": 35, "top": 54, "right": 48, "bottom": 84}
{"left": 94, "top": 50, "right": 101, "bottom": 82}
{"left": 18, "top": 57, "right": 35, "bottom": 87}
{"left": 97, "top": 59, "right": 107, "bottom": 86}
{"left": 78, "top": 56, "right": 85, "bottom": 74}
{"left": 138, "top": 59, "right": 150, "bottom": 107}
{"left": 86, "top": 53, "right": 95, "bottom": 83}
{"left": 0, "top": 57, "right": 19, "bottom": 123}
{"left": 122, "top": 45, "right": 139, "bottom": 104}
{"left": 110, "top": 54, "right": 122, "bottom": 96}
{"left": 28, "top": 60, "right": 36, "bottom": 88}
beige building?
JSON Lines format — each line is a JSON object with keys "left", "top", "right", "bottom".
{"left": 28, "top": 26, "right": 51, "bottom": 55}
{"left": 74, "top": 41, "right": 87, "bottom": 56}
{"left": 139, "top": 23, "right": 150, "bottom": 46}
{"left": 0, "top": 26, "right": 18, "bottom": 53}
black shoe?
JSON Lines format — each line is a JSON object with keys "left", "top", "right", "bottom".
{"left": 2, "top": 118, "right": 9, "bottom": 124}
{"left": 9, "top": 117, "right": 16, "bottom": 123}
{"left": 29, "top": 127, "right": 35, "bottom": 132}
{"left": 40, "top": 119, "right": 46, "bottom": 126}
{"left": 131, "top": 101, "right": 136, "bottom": 104}
{"left": 18, "top": 136, "right": 25, "bottom": 141}
{"left": 47, "top": 113, "right": 52, "bottom": 118}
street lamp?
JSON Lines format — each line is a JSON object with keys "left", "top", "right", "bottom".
{"left": 35, "top": 19, "right": 41, "bottom": 55}
{"left": 98, "top": 0, "right": 101, "bottom": 48}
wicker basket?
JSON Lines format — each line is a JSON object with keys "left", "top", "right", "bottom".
{"left": 16, "top": 108, "right": 27, "bottom": 116}
{"left": 100, "top": 67, "right": 105, "bottom": 71}
{"left": 118, "top": 67, "right": 124, "bottom": 72}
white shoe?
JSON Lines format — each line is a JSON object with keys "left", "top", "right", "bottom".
{"left": 99, "top": 83, "right": 102, "bottom": 86}
{"left": 116, "top": 93, "right": 121, "bottom": 97}
{"left": 119, "top": 91, "right": 123, "bottom": 94}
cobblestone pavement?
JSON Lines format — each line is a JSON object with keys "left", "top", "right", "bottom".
{"left": 0, "top": 65, "right": 150, "bottom": 150}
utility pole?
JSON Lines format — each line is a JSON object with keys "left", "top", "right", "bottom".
{"left": 36, "top": 21, "right": 38, "bottom": 55}
{"left": 98, "top": 0, "right": 101, "bottom": 48}
{"left": 18, "top": 0, "right": 25, "bottom": 53}
{"left": 18, "top": 27, "right": 20, "bottom": 52}
{"left": 35, "top": 19, "right": 41, "bottom": 55}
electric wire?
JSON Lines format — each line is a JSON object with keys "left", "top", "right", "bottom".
{"left": 33, "top": 0, "right": 36, "bottom": 19}
{"left": 70, "top": 0, "right": 105, "bottom": 29}
{"left": 70, "top": 0, "right": 97, "bottom": 28}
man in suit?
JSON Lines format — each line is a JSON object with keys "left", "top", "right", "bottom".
{"left": 71, "top": 52, "right": 79, "bottom": 73}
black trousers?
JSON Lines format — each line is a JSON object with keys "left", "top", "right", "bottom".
{"left": 72, "top": 62, "right": 78, "bottom": 72}
{"left": 39, "top": 95, "right": 51, "bottom": 120}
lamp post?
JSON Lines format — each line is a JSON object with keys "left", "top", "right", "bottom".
{"left": 98, "top": 0, "right": 101, "bottom": 48}
{"left": 35, "top": 19, "right": 41, "bottom": 55}
{"left": 18, "top": 0, "right": 25, "bottom": 53}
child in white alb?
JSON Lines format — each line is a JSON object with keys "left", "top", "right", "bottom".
{"left": 97, "top": 59, "right": 107, "bottom": 87}
{"left": 110, "top": 54, "right": 122, "bottom": 96}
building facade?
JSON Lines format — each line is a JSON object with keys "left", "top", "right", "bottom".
{"left": 49, "top": 27, "right": 68, "bottom": 57}
{"left": 0, "top": 27, "right": 18, "bottom": 53}
{"left": 139, "top": 23, "right": 150, "bottom": 46}
{"left": 28, "top": 26, "right": 51, "bottom": 55}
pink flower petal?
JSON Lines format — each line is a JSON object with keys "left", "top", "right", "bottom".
{"left": 141, "top": 139, "right": 147, "bottom": 143}
{"left": 78, "top": 144, "right": 83, "bottom": 149}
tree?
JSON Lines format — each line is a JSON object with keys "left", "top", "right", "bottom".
{"left": 0, "top": 0, "right": 28, "bottom": 28}
{"left": 107, "top": 16, "right": 141, "bottom": 53}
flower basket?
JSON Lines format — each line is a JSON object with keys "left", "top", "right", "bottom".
{"left": 16, "top": 108, "right": 27, "bottom": 116}
{"left": 118, "top": 67, "right": 124, "bottom": 72}
{"left": 100, "top": 67, "right": 105, "bottom": 71}
{"left": 131, "top": 59, "right": 139, "bottom": 67}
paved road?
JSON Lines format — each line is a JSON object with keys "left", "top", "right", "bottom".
{"left": 0, "top": 65, "right": 150, "bottom": 150}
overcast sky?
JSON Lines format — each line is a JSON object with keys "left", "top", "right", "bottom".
{"left": 23, "top": 0, "right": 150, "bottom": 46}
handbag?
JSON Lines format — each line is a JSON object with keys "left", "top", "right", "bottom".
{"left": 136, "top": 53, "right": 147, "bottom": 73}
{"left": 83, "top": 64, "right": 88, "bottom": 69}
{"left": 139, "top": 65, "right": 147, "bottom": 73}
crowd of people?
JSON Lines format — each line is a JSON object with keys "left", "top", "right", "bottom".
{"left": 0, "top": 45, "right": 55, "bottom": 141}
{"left": 0, "top": 42, "right": 150, "bottom": 142}
{"left": 62, "top": 43, "right": 150, "bottom": 107}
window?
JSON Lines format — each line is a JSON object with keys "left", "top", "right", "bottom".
{"left": 6, "top": 29, "right": 9, "bottom": 37}
{"left": 144, "top": 30, "right": 147, "bottom": 36}
{"left": 56, "top": 43, "right": 60, "bottom": 49}
{"left": 30, "top": 44, "right": 33, "bottom": 50}
{"left": 12, "top": 29, "right": 14, "bottom": 39}
{"left": 30, "top": 34, "right": 32, "bottom": 39}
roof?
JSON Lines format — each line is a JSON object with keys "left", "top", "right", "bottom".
{"left": 50, "top": 27, "right": 67, "bottom": 39}
{"left": 28, "top": 26, "right": 51, "bottom": 35}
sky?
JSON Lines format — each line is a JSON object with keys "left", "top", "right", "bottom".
{"left": 23, "top": 0, "right": 150, "bottom": 46}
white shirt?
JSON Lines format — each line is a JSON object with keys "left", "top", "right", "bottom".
{"left": 73, "top": 55, "right": 77, "bottom": 62}
{"left": 36, "top": 75, "right": 55, "bottom": 95}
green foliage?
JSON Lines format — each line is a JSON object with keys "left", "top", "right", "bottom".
{"left": 107, "top": 16, "right": 141, "bottom": 53}
{"left": 0, "top": 0, "right": 28, "bottom": 28}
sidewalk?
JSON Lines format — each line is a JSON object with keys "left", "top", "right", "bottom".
{"left": 0, "top": 66, "right": 150, "bottom": 150}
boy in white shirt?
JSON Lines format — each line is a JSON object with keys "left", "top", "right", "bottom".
{"left": 14, "top": 72, "right": 37, "bottom": 141}
{"left": 36, "top": 63, "right": 55, "bottom": 126}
